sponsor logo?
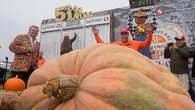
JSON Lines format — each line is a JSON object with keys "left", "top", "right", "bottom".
{"left": 104, "top": 16, "right": 109, "bottom": 22}
{"left": 156, "top": 8, "right": 164, "bottom": 16}
{"left": 62, "top": 20, "right": 84, "bottom": 29}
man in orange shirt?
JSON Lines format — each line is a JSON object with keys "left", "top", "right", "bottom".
{"left": 91, "top": 24, "right": 154, "bottom": 51}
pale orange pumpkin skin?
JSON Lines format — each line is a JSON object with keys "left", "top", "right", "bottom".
{"left": 0, "top": 91, "right": 20, "bottom": 110}
{"left": 17, "top": 44, "right": 195, "bottom": 110}
{"left": 4, "top": 76, "right": 25, "bottom": 91}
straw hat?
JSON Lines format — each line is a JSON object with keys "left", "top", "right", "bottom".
{"left": 133, "top": 9, "right": 147, "bottom": 18}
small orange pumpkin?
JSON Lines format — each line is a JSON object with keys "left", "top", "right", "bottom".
{"left": 4, "top": 76, "right": 25, "bottom": 91}
{"left": 18, "top": 44, "right": 195, "bottom": 110}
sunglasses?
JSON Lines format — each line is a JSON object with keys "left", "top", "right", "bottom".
{"left": 120, "top": 32, "right": 129, "bottom": 35}
{"left": 175, "top": 39, "right": 184, "bottom": 41}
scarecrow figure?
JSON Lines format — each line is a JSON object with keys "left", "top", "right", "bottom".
{"left": 129, "top": 9, "right": 157, "bottom": 58}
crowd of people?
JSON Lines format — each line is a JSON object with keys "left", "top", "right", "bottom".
{"left": 7, "top": 23, "right": 154, "bottom": 88}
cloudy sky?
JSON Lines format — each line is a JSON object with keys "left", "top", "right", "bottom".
{"left": 0, "top": 0, "right": 129, "bottom": 62}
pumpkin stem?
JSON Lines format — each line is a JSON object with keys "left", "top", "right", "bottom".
{"left": 42, "top": 74, "right": 79, "bottom": 102}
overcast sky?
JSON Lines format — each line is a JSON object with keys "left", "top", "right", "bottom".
{"left": 0, "top": 0, "right": 129, "bottom": 62}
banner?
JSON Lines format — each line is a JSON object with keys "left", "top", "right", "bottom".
{"left": 61, "top": 15, "right": 111, "bottom": 50}
{"left": 84, "top": 24, "right": 110, "bottom": 47}
{"left": 112, "top": 8, "right": 130, "bottom": 41}
{"left": 61, "top": 29, "right": 85, "bottom": 51}
{"left": 40, "top": 15, "right": 111, "bottom": 59}
{"left": 153, "top": 0, "right": 195, "bottom": 68}
{"left": 40, "top": 31, "right": 62, "bottom": 60}
{"left": 113, "top": 1, "right": 195, "bottom": 68}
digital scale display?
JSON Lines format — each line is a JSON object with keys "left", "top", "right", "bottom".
{"left": 129, "top": 0, "right": 156, "bottom": 9}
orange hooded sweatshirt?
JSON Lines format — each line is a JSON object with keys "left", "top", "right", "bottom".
{"left": 94, "top": 31, "right": 153, "bottom": 51}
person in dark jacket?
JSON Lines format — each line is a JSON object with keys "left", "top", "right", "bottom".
{"left": 191, "top": 57, "right": 195, "bottom": 78}
{"left": 189, "top": 44, "right": 195, "bottom": 78}
{"left": 189, "top": 43, "right": 195, "bottom": 101}
{"left": 164, "top": 36, "right": 191, "bottom": 90}
{"left": 60, "top": 33, "right": 77, "bottom": 55}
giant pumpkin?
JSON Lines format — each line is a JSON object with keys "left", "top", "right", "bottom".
{"left": 0, "top": 90, "right": 20, "bottom": 110}
{"left": 17, "top": 44, "right": 195, "bottom": 110}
